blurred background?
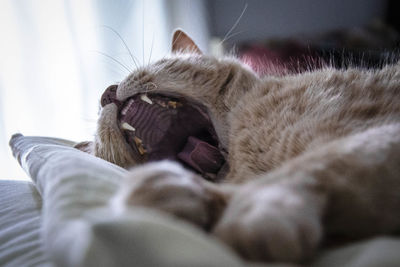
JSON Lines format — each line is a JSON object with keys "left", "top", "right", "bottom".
{"left": 1, "top": 0, "right": 399, "bottom": 180}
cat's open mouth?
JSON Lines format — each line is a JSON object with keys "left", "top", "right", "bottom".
{"left": 101, "top": 86, "right": 225, "bottom": 180}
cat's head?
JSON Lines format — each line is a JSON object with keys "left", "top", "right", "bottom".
{"left": 87, "top": 30, "right": 258, "bottom": 169}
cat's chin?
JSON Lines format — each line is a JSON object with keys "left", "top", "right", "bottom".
{"left": 114, "top": 92, "right": 225, "bottom": 180}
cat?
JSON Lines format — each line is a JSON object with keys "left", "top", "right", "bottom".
{"left": 80, "top": 30, "right": 400, "bottom": 263}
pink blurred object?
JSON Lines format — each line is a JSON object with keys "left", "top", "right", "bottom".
{"left": 239, "top": 41, "right": 322, "bottom": 76}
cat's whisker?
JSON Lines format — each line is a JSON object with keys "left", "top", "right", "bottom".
{"left": 142, "top": 0, "right": 145, "bottom": 66}
{"left": 81, "top": 117, "right": 98, "bottom": 123}
{"left": 99, "top": 61, "right": 128, "bottom": 77}
{"left": 143, "top": 82, "right": 158, "bottom": 94}
{"left": 101, "top": 25, "right": 140, "bottom": 70}
{"left": 147, "top": 82, "right": 158, "bottom": 91}
{"left": 148, "top": 30, "right": 156, "bottom": 66}
{"left": 221, "top": 30, "right": 246, "bottom": 46}
{"left": 94, "top": 50, "right": 132, "bottom": 73}
{"left": 220, "top": 3, "right": 248, "bottom": 46}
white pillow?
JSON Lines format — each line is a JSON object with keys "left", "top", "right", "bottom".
{"left": 9, "top": 134, "right": 243, "bottom": 267}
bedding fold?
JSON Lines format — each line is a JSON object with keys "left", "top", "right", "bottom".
{"left": 8, "top": 134, "right": 244, "bottom": 267}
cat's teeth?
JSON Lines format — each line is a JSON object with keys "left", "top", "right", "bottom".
{"left": 121, "top": 98, "right": 134, "bottom": 115}
{"left": 133, "top": 136, "right": 146, "bottom": 155}
{"left": 168, "top": 101, "right": 178, "bottom": 109}
{"left": 140, "top": 94, "right": 153, "bottom": 105}
{"left": 121, "top": 122, "right": 136, "bottom": 131}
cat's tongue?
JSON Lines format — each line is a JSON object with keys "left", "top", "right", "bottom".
{"left": 119, "top": 93, "right": 224, "bottom": 179}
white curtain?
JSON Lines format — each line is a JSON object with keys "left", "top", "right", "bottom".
{"left": 0, "top": 0, "right": 210, "bottom": 179}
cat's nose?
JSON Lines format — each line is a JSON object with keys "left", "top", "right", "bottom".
{"left": 101, "top": 84, "right": 120, "bottom": 107}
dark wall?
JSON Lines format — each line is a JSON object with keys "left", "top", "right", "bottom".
{"left": 207, "top": 0, "right": 389, "bottom": 44}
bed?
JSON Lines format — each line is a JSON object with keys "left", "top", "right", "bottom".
{"left": 1, "top": 134, "right": 399, "bottom": 267}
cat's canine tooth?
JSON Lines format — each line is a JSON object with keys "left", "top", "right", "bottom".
{"left": 121, "top": 122, "right": 136, "bottom": 131}
{"left": 140, "top": 94, "right": 153, "bottom": 105}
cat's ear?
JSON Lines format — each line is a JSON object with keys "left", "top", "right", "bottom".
{"left": 172, "top": 29, "right": 202, "bottom": 54}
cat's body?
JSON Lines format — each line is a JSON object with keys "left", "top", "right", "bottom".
{"left": 228, "top": 65, "right": 400, "bottom": 182}
{"left": 90, "top": 31, "right": 400, "bottom": 263}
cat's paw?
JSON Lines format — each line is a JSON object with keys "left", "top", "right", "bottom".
{"left": 213, "top": 183, "right": 323, "bottom": 263}
{"left": 111, "top": 161, "right": 226, "bottom": 229}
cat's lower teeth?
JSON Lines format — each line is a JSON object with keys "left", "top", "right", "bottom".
{"left": 133, "top": 136, "right": 147, "bottom": 155}
{"left": 168, "top": 101, "right": 179, "bottom": 108}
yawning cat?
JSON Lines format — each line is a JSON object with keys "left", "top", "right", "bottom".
{"left": 81, "top": 30, "right": 400, "bottom": 263}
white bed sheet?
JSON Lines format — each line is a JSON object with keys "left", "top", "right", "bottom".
{"left": 0, "top": 180, "right": 50, "bottom": 267}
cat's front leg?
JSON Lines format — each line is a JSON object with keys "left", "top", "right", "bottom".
{"left": 214, "top": 124, "right": 400, "bottom": 263}
{"left": 214, "top": 179, "right": 325, "bottom": 263}
{"left": 111, "top": 161, "right": 228, "bottom": 230}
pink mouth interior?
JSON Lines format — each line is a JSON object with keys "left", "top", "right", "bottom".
{"left": 101, "top": 87, "right": 225, "bottom": 180}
